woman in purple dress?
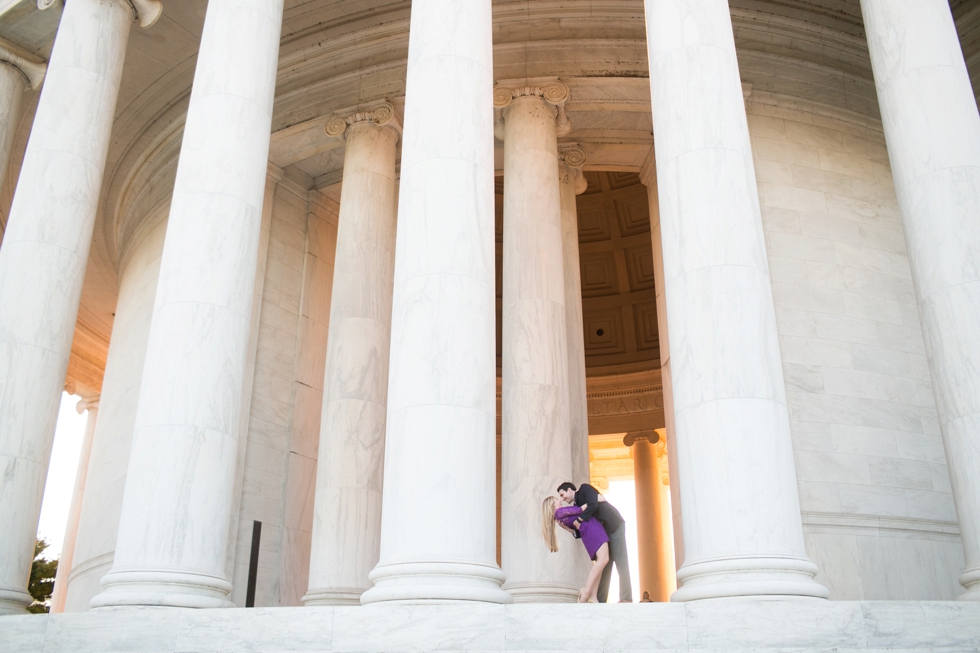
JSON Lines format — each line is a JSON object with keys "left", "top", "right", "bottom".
{"left": 541, "top": 496, "right": 610, "bottom": 603}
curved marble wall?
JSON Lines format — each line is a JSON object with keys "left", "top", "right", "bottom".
{"left": 747, "top": 94, "right": 965, "bottom": 599}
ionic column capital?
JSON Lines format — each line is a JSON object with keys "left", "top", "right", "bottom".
{"left": 558, "top": 144, "right": 588, "bottom": 194}
{"left": 623, "top": 430, "right": 660, "bottom": 447}
{"left": 324, "top": 101, "right": 401, "bottom": 141}
{"left": 75, "top": 396, "right": 100, "bottom": 414}
{"left": 0, "top": 37, "right": 46, "bottom": 90}
{"left": 39, "top": 0, "right": 162, "bottom": 29}
{"left": 493, "top": 80, "right": 571, "bottom": 137}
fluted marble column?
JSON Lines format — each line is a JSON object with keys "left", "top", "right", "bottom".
{"left": 304, "top": 105, "right": 399, "bottom": 606}
{"left": 0, "top": 0, "right": 159, "bottom": 616}
{"left": 92, "top": 0, "right": 283, "bottom": 609}
{"left": 861, "top": 0, "right": 980, "bottom": 600}
{"left": 625, "top": 430, "right": 673, "bottom": 602}
{"left": 496, "top": 82, "right": 580, "bottom": 602}
{"left": 558, "top": 146, "right": 590, "bottom": 484}
{"left": 0, "top": 39, "right": 45, "bottom": 188}
{"left": 642, "top": 0, "right": 827, "bottom": 601}
{"left": 50, "top": 397, "right": 98, "bottom": 613}
{"left": 360, "top": 0, "right": 510, "bottom": 605}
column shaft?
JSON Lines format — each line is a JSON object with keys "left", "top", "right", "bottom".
{"left": 64, "top": 218, "right": 167, "bottom": 611}
{"left": 861, "top": 0, "right": 980, "bottom": 600}
{"left": 641, "top": 154, "right": 685, "bottom": 573}
{"left": 559, "top": 156, "right": 592, "bottom": 592}
{"left": 559, "top": 158, "right": 590, "bottom": 483}
{"left": 92, "top": 0, "right": 284, "bottom": 609}
{"left": 50, "top": 399, "right": 98, "bottom": 613}
{"left": 628, "top": 433, "right": 673, "bottom": 602}
{"left": 501, "top": 94, "right": 578, "bottom": 602}
{"left": 0, "top": 0, "right": 132, "bottom": 615}
{"left": 304, "top": 117, "right": 398, "bottom": 605}
{"left": 0, "top": 39, "right": 44, "bottom": 187}
{"left": 0, "top": 65, "right": 23, "bottom": 190}
{"left": 361, "top": 0, "right": 510, "bottom": 604}
{"left": 643, "top": 0, "right": 827, "bottom": 601}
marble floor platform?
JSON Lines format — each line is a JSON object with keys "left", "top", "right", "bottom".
{"left": 2, "top": 599, "right": 980, "bottom": 652}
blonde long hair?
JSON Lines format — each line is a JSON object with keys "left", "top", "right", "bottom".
{"left": 541, "top": 496, "right": 559, "bottom": 552}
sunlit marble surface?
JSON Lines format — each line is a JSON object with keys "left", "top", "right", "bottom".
{"left": 305, "top": 116, "right": 398, "bottom": 606}
{"left": 500, "top": 92, "right": 578, "bottom": 603}
{"left": 643, "top": 0, "right": 826, "bottom": 601}
{"left": 862, "top": 0, "right": 980, "bottom": 601}
{"left": 3, "top": 600, "right": 980, "bottom": 652}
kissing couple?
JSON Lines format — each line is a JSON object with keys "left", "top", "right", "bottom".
{"left": 541, "top": 482, "right": 633, "bottom": 603}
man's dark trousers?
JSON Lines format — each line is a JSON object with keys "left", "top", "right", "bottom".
{"left": 596, "top": 522, "right": 631, "bottom": 602}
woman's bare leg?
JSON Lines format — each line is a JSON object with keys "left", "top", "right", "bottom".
{"left": 584, "top": 543, "right": 609, "bottom": 602}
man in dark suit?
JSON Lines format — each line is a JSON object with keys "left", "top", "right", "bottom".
{"left": 557, "top": 481, "right": 632, "bottom": 603}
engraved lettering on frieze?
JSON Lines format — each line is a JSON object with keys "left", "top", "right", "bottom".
{"left": 587, "top": 387, "right": 664, "bottom": 416}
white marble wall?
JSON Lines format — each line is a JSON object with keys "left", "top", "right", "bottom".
{"left": 748, "top": 93, "right": 965, "bottom": 599}
{"left": 63, "top": 214, "right": 167, "bottom": 612}
{"left": 229, "top": 182, "right": 337, "bottom": 607}
{"left": 279, "top": 189, "right": 337, "bottom": 606}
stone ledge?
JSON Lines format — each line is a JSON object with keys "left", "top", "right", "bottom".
{"left": 2, "top": 600, "right": 980, "bottom": 652}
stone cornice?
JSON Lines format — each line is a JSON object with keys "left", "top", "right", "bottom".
{"left": 587, "top": 367, "right": 662, "bottom": 396}
{"left": 0, "top": 36, "right": 45, "bottom": 89}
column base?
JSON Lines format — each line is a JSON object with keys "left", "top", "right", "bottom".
{"left": 90, "top": 569, "right": 235, "bottom": 609}
{"left": 0, "top": 586, "right": 32, "bottom": 615}
{"left": 672, "top": 555, "right": 829, "bottom": 602}
{"left": 503, "top": 582, "right": 580, "bottom": 603}
{"left": 302, "top": 587, "right": 365, "bottom": 606}
{"left": 958, "top": 567, "right": 980, "bottom": 600}
{"left": 361, "top": 561, "right": 513, "bottom": 604}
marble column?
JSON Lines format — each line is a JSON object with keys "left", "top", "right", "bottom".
{"left": 640, "top": 151, "right": 685, "bottom": 574}
{"left": 558, "top": 145, "right": 590, "bottom": 484}
{"left": 63, "top": 217, "right": 167, "bottom": 612}
{"left": 861, "top": 0, "right": 980, "bottom": 600}
{"left": 92, "top": 0, "right": 283, "bottom": 609}
{"left": 0, "top": 39, "right": 45, "bottom": 188}
{"left": 360, "top": 0, "right": 510, "bottom": 605}
{"left": 50, "top": 397, "right": 98, "bottom": 613}
{"left": 642, "top": 0, "right": 828, "bottom": 600}
{"left": 625, "top": 430, "right": 673, "bottom": 602}
{"left": 497, "top": 83, "right": 581, "bottom": 603}
{"left": 304, "top": 104, "right": 399, "bottom": 606}
{"left": 0, "top": 0, "right": 160, "bottom": 616}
